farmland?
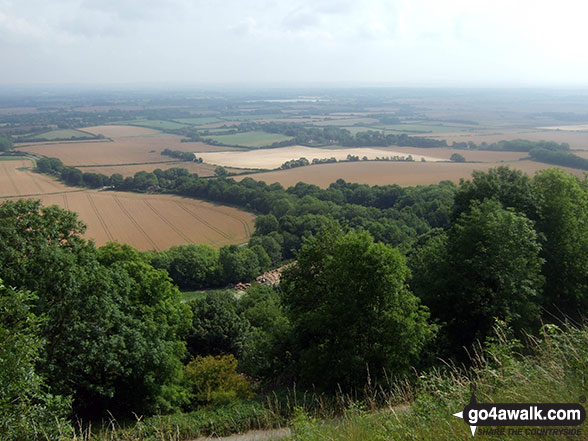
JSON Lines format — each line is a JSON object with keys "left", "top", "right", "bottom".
{"left": 203, "top": 131, "right": 294, "bottom": 147}
{"left": 235, "top": 159, "right": 584, "bottom": 188}
{"left": 14, "top": 126, "right": 237, "bottom": 166}
{"left": 0, "top": 159, "right": 255, "bottom": 250}
{"left": 198, "top": 146, "right": 444, "bottom": 169}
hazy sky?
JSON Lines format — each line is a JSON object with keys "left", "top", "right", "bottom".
{"left": 1, "top": 0, "right": 587, "bottom": 86}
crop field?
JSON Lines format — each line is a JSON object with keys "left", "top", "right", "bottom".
{"left": 203, "top": 131, "right": 295, "bottom": 147}
{"left": 118, "top": 119, "right": 190, "bottom": 130}
{"left": 198, "top": 146, "right": 444, "bottom": 169}
{"left": 0, "top": 159, "right": 75, "bottom": 198}
{"left": 235, "top": 159, "right": 584, "bottom": 188}
{"left": 10, "top": 191, "right": 254, "bottom": 250}
{"left": 172, "top": 117, "right": 224, "bottom": 125}
{"left": 378, "top": 147, "right": 529, "bottom": 162}
{"left": 22, "top": 129, "right": 97, "bottom": 140}
{"left": 0, "top": 156, "right": 255, "bottom": 251}
{"left": 375, "top": 123, "right": 473, "bottom": 133}
{"left": 538, "top": 124, "right": 588, "bottom": 131}
{"left": 433, "top": 128, "right": 588, "bottom": 150}
{"left": 15, "top": 126, "right": 236, "bottom": 166}
{"left": 79, "top": 161, "right": 254, "bottom": 177}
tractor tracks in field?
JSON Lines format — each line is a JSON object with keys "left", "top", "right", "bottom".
{"left": 143, "top": 199, "right": 194, "bottom": 244}
{"left": 86, "top": 193, "right": 114, "bottom": 242}
{"left": 174, "top": 201, "right": 233, "bottom": 241}
{"left": 113, "top": 194, "right": 159, "bottom": 250}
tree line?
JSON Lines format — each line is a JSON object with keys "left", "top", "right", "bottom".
{"left": 10, "top": 158, "right": 588, "bottom": 439}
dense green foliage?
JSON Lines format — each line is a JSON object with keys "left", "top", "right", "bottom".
{"left": 0, "top": 200, "right": 191, "bottom": 419}
{"left": 0, "top": 282, "right": 72, "bottom": 440}
{"left": 410, "top": 200, "right": 544, "bottom": 357}
{"left": 529, "top": 146, "right": 588, "bottom": 170}
{"left": 282, "top": 226, "right": 435, "bottom": 390}
{"left": 288, "top": 322, "right": 588, "bottom": 441}
{"left": 0, "top": 135, "right": 13, "bottom": 151}
{"left": 161, "top": 148, "right": 203, "bottom": 162}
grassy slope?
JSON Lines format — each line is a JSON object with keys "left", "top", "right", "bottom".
{"left": 287, "top": 323, "right": 588, "bottom": 441}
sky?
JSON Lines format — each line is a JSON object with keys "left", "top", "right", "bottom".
{"left": 1, "top": 0, "right": 587, "bottom": 87}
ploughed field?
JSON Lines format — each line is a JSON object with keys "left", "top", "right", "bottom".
{"left": 0, "top": 159, "right": 254, "bottom": 250}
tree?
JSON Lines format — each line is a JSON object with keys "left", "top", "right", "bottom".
{"left": 215, "top": 166, "right": 228, "bottom": 177}
{"left": 163, "top": 244, "right": 220, "bottom": 289}
{"left": 453, "top": 167, "right": 539, "bottom": 221}
{"left": 281, "top": 226, "right": 434, "bottom": 390}
{"left": 186, "top": 291, "right": 250, "bottom": 358}
{"left": 0, "top": 282, "right": 72, "bottom": 440}
{"left": 0, "top": 135, "right": 12, "bottom": 152}
{"left": 410, "top": 199, "right": 543, "bottom": 358}
{"left": 0, "top": 201, "right": 192, "bottom": 418}
{"left": 450, "top": 152, "right": 466, "bottom": 162}
{"left": 533, "top": 169, "right": 588, "bottom": 318}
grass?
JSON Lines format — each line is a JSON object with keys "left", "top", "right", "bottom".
{"left": 181, "top": 289, "right": 237, "bottom": 303}
{"left": 286, "top": 322, "right": 588, "bottom": 441}
{"left": 204, "top": 131, "right": 295, "bottom": 148}
{"left": 32, "top": 321, "right": 588, "bottom": 441}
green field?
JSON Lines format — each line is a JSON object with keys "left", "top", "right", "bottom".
{"left": 204, "top": 131, "right": 295, "bottom": 147}
{"left": 173, "top": 117, "right": 224, "bottom": 126}
{"left": 24, "top": 129, "right": 98, "bottom": 140}
{"left": 121, "top": 119, "right": 190, "bottom": 130}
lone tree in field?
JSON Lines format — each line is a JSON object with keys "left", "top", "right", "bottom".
{"left": 450, "top": 152, "right": 466, "bottom": 162}
{"left": 281, "top": 225, "right": 435, "bottom": 390}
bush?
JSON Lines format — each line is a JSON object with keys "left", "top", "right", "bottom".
{"left": 183, "top": 355, "right": 253, "bottom": 408}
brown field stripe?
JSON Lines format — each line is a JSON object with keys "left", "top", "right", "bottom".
{"left": 200, "top": 203, "right": 252, "bottom": 237}
{"left": 143, "top": 199, "right": 194, "bottom": 244}
{"left": 112, "top": 195, "right": 159, "bottom": 250}
{"left": 3, "top": 162, "right": 21, "bottom": 196}
{"left": 86, "top": 193, "right": 114, "bottom": 242}
{"left": 174, "top": 201, "right": 233, "bottom": 241}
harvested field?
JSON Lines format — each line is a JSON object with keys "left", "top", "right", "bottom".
{"left": 0, "top": 157, "right": 255, "bottom": 250}
{"left": 83, "top": 125, "right": 161, "bottom": 138}
{"left": 15, "top": 126, "right": 238, "bottom": 166}
{"left": 79, "top": 162, "right": 254, "bottom": 178}
{"left": 198, "top": 146, "right": 444, "bottom": 170}
{"left": 0, "top": 159, "right": 76, "bottom": 198}
{"left": 236, "top": 160, "right": 583, "bottom": 188}
{"left": 204, "top": 131, "right": 294, "bottom": 148}
{"left": 7, "top": 190, "right": 255, "bottom": 251}
{"left": 538, "top": 124, "right": 588, "bottom": 131}
{"left": 378, "top": 147, "right": 529, "bottom": 162}
{"left": 433, "top": 129, "right": 588, "bottom": 150}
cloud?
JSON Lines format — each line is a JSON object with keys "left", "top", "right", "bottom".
{"left": 283, "top": 9, "right": 321, "bottom": 31}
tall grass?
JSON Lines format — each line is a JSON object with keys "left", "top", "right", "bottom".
{"left": 288, "top": 322, "right": 588, "bottom": 441}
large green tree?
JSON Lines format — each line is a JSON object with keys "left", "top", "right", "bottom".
{"left": 0, "top": 200, "right": 191, "bottom": 418}
{"left": 0, "top": 282, "right": 72, "bottom": 441}
{"left": 533, "top": 169, "right": 588, "bottom": 318}
{"left": 411, "top": 199, "right": 543, "bottom": 357}
{"left": 281, "top": 226, "right": 434, "bottom": 390}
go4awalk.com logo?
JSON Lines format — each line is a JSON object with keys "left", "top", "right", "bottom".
{"left": 452, "top": 387, "right": 586, "bottom": 437}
